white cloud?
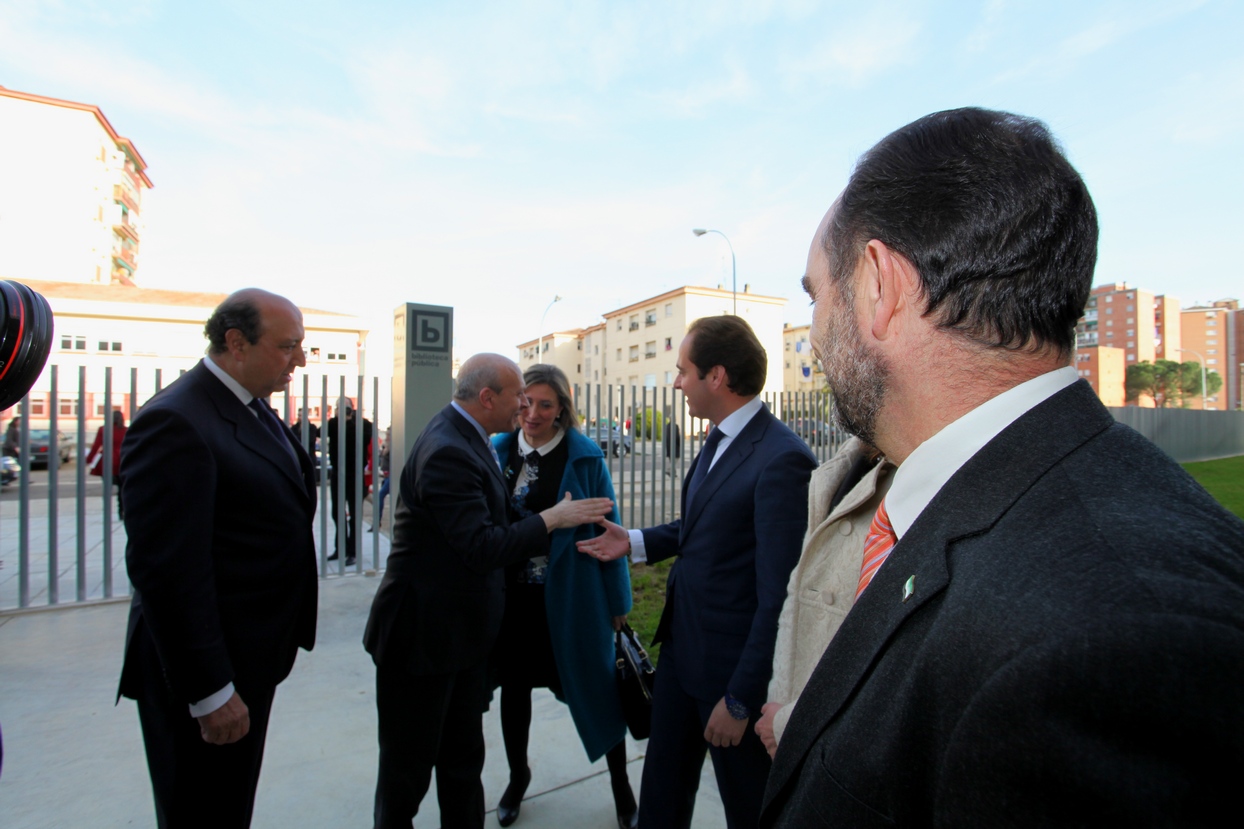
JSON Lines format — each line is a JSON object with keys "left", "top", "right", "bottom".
{"left": 779, "top": 7, "right": 922, "bottom": 88}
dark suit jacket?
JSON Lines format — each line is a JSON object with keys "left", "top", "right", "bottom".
{"left": 762, "top": 380, "right": 1244, "bottom": 827}
{"left": 363, "top": 404, "right": 550, "bottom": 676}
{"left": 643, "top": 403, "right": 817, "bottom": 711}
{"left": 118, "top": 362, "right": 318, "bottom": 705}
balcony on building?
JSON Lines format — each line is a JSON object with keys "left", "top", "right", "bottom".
{"left": 629, "top": 322, "right": 639, "bottom": 331}
{"left": 645, "top": 314, "right": 657, "bottom": 326}
{"left": 113, "top": 184, "right": 140, "bottom": 214}
{"left": 644, "top": 350, "right": 656, "bottom": 359}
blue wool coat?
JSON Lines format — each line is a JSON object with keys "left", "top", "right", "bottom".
{"left": 493, "top": 427, "right": 633, "bottom": 761}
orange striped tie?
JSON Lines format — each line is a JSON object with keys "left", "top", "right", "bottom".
{"left": 856, "top": 499, "right": 897, "bottom": 599}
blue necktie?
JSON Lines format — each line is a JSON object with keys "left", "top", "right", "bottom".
{"left": 685, "top": 426, "right": 724, "bottom": 508}
{"left": 249, "top": 399, "right": 299, "bottom": 471}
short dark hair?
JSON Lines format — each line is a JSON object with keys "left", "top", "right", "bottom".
{"left": 523, "top": 364, "right": 579, "bottom": 430}
{"left": 826, "top": 107, "right": 1098, "bottom": 357}
{"left": 204, "top": 294, "right": 263, "bottom": 354}
{"left": 685, "top": 315, "right": 766, "bottom": 396}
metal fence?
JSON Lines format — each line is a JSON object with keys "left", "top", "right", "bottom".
{"left": 11, "top": 367, "right": 1239, "bottom": 613}
{"left": 1, "top": 367, "right": 389, "bottom": 612}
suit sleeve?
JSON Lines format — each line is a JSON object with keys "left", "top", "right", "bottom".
{"left": 640, "top": 520, "right": 681, "bottom": 564}
{"left": 122, "top": 407, "right": 233, "bottom": 703}
{"left": 406, "top": 441, "right": 548, "bottom": 574}
{"left": 730, "top": 447, "right": 817, "bottom": 712}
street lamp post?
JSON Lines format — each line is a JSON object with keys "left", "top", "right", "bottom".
{"left": 537, "top": 295, "right": 562, "bottom": 365}
{"left": 1175, "top": 347, "right": 1208, "bottom": 410}
{"left": 692, "top": 228, "right": 736, "bottom": 315}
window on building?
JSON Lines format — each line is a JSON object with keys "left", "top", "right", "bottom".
{"left": 645, "top": 309, "right": 657, "bottom": 326}
{"left": 629, "top": 315, "right": 639, "bottom": 331}
{"left": 1126, "top": 305, "right": 1134, "bottom": 311}
{"left": 308, "top": 347, "right": 321, "bottom": 361}
{"left": 577, "top": 364, "right": 581, "bottom": 374}
{"left": 664, "top": 337, "right": 672, "bottom": 350}
{"left": 617, "top": 319, "right": 622, "bottom": 331}
{"left": 1208, "top": 359, "right": 1218, "bottom": 365}
{"left": 61, "top": 335, "right": 87, "bottom": 351}
{"left": 326, "top": 353, "right": 348, "bottom": 362}
{"left": 665, "top": 303, "right": 673, "bottom": 317}
{"left": 644, "top": 341, "right": 657, "bottom": 359}
{"left": 97, "top": 340, "right": 122, "bottom": 352}
{"left": 629, "top": 345, "right": 639, "bottom": 362}
{"left": 1105, "top": 308, "right": 1113, "bottom": 315}
{"left": 60, "top": 399, "right": 79, "bottom": 416}
{"left": 594, "top": 345, "right": 599, "bottom": 355}
{"left": 577, "top": 341, "right": 582, "bottom": 350}
{"left": 542, "top": 341, "right": 549, "bottom": 352}
{"left": 1127, "top": 318, "right": 1134, "bottom": 324}
{"left": 95, "top": 402, "right": 125, "bottom": 417}
{"left": 1105, "top": 296, "right": 1113, "bottom": 302}
{"left": 1126, "top": 330, "right": 1134, "bottom": 336}
{"left": 1127, "top": 354, "right": 1136, "bottom": 361}
{"left": 1207, "top": 319, "right": 1218, "bottom": 327}
{"left": 1208, "top": 349, "right": 1218, "bottom": 354}
{"left": 616, "top": 348, "right": 622, "bottom": 362}
{"left": 594, "top": 370, "right": 599, "bottom": 381}
{"left": 29, "top": 397, "right": 47, "bottom": 416}
{"left": 1207, "top": 339, "right": 1219, "bottom": 345}
{"left": 644, "top": 374, "right": 657, "bottom": 388}
{"left": 1127, "top": 341, "right": 1135, "bottom": 348}
{"left": 785, "top": 361, "right": 791, "bottom": 369}
{"left": 664, "top": 371, "right": 673, "bottom": 383}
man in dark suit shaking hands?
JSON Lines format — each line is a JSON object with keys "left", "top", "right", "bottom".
{"left": 364, "top": 353, "right": 613, "bottom": 829}
{"left": 581, "top": 316, "right": 817, "bottom": 829}
{"left": 760, "top": 108, "right": 1244, "bottom": 827}
{"left": 118, "top": 288, "right": 318, "bottom": 828}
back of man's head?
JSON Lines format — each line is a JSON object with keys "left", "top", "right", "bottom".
{"left": 454, "top": 354, "right": 515, "bottom": 403}
{"left": 827, "top": 107, "right": 1098, "bottom": 358}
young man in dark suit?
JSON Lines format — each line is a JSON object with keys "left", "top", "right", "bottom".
{"left": 118, "top": 288, "right": 319, "bottom": 828}
{"left": 760, "top": 108, "right": 1244, "bottom": 827}
{"left": 363, "top": 353, "right": 613, "bottom": 829}
{"left": 581, "top": 316, "right": 817, "bottom": 829}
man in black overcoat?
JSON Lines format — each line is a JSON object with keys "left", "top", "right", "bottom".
{"left": 118, "top": 288, "right": 318, "bottom": 828}
{"left": 760, "top": 107, "right": 1244, "bottom": 827}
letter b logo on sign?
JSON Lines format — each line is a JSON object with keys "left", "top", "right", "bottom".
{"left": 410, "top": 311, "right": 450, "bottom": 354}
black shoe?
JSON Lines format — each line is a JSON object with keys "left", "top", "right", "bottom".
{"left": 326, "top": 551, "right": 339, "bottom": 561}
{"left": 497, "top": 767, "right": 531, "bottom": 827}
{"left": 345, "top": 555, "right": 356, "bottom": 566}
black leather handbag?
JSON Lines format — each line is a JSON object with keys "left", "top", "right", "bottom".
{"left": 615, "top": 623, "right": 657, "bottom": 740}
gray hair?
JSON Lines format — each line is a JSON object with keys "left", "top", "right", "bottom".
{"left": 453, "top": 354, "right": 517, "bottom": 402}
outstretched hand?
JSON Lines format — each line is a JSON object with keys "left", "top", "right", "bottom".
{"left": 576, "top": 518, "right": 631, "bottom": 562}
{"left": 540, "top": 492, "right": 614, "bottom": 532}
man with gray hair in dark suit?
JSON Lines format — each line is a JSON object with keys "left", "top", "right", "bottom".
{"left": 364, "top": 353, "right": 613, "bottom": 829}
{"left": 762, "top": 108, "right": 1244, "bottom": 827}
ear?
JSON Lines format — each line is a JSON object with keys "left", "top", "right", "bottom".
{"left": 861, "top": 240, "right": 918, "bottom": 342}
{"left": 223, "top": 328, "right": 249, "bottom": 359}
{"left": 706, "top": 365, "right": 727, "bottom": 391}
{"left": 477, "top": 387, "right": 495, "bottom": 411}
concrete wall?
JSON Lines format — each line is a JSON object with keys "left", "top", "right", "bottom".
{"left": 1109, "top": 406, "right": 1244, "bottom": 462}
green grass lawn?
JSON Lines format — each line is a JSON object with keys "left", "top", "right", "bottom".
{"left": 628, "top": 559, "right": 672, "bottom": 664}
{"left": 1183, "top": 455, "right": 1244, "bottom": 520}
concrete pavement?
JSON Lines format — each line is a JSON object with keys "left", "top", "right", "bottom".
{"left": 0, "top": 573, "right": 728, "bottom": 828}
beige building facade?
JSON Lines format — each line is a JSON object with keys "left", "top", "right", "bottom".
{"left": 0, "top": 86, "right": 152, "bottom": 286}
{"left": 1179, "top": 300, "right": 1239, "bottom": 411}
{"left": 518, "top": 285, "right": 790, "bottom": 424}
{"left": 781, "top": 323, "right": 826, "bottom": 393}
{"left": 1, "top": 278, "right": 369, "bottom": 433}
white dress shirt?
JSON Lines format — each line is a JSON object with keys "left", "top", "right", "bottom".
{"left": 886, "top": 365, "right": 1078, "bottom": 540}
{"left": 628, "top": 396, "right": 765, "bottom": 563}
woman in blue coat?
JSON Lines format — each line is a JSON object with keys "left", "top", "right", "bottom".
{"left": 492, "top": 364, "right": 636, "bottom": 829}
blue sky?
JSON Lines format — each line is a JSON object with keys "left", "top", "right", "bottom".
{"left": 1, "top": 0, "right": 1240, "bottom": 362}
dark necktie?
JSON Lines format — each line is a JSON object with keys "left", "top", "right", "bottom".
{"left": 685, "top": 426, "right": 725, "bottom": 508}
{"left": 248, "top": 398, "right": 299, "bottom": 471}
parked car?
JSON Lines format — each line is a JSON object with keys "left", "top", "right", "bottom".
{"left": 1, "top": 455, "right": 19, "bottom": 486}
{"left": 582, "top": 421, "right": 632, "bottom": 456}
{"left": 791, "top": 418, "right": 839, "bottom": 444}
{"left": 26, "top": 429, "right": 76, "bottom": 468}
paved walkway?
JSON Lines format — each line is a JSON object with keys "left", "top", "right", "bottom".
{"left": 0, "top": 574, "right": 727, "bottom": 828}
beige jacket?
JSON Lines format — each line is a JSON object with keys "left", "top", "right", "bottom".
{"left": 766, "top": 436, "right": 893, "bottom": 744}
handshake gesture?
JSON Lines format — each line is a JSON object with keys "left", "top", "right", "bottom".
{"left": 540, "top": 492, "right": 614, "bottom": 532}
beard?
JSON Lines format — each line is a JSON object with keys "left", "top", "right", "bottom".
{"left": 814, "top": 300, "right": 889, "bottom": 447}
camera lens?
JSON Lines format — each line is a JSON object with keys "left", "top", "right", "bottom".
{"left": 0, "top": 280, "right": 55, "bottom": 411}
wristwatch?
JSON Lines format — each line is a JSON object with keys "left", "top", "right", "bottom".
{"left": 724, "top": 692, "right": 750, "bottom": 720}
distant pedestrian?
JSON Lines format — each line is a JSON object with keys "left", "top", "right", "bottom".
{"left": 326, "top": 400, "right": 373, "bottom": 565}
{"left": 663, "top": 420, "right": 681, "bottom": 475}
{"left": 3, "top": 416, "right": 19, "bottom": 457}
{"left": 87, "top": 410, "right": 127, "bottom": 519}
{"left": 368, "top": 427, "right": 391, "bottom": 533}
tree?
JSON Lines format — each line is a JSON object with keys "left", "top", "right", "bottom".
{"left": 1125, "top": 360, "right": 1220, "bottom": 408}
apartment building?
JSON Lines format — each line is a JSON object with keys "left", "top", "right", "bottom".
{"left": 517, "top": 285, "right": 789, "bottom": 423}
{"left": 1074, "top": 346, "right": 1127, "bottom": 407}
{"left": 782, "top": 323, "right": 827, "bottom": 393}
{"left": 0, "top": 278, "right": 369, "bottom": 432}
{"left": 1179, "top": 300, "right": 1240, "bottom": 410}
{"left": 0, "top": 86, "right": 152, "bottom": 286}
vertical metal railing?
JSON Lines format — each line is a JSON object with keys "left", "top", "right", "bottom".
{"left": 3, "top": 371, "right": 843, "bottom": 611}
